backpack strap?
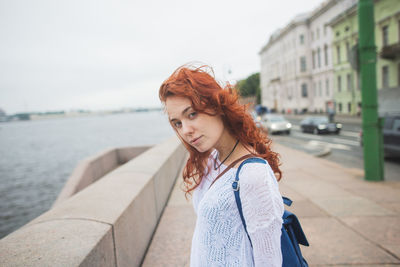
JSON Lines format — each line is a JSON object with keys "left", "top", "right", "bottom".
{"left": 233, "top": 159, "right": 310, "bottom": 267}
{"left": 232, "top": 158, "right": 293, "bottom": 247}
{"left": 233, "top": 157, "right": 267, "bottom": 247}
{"left": 209, "top": 154, "right": 253, "bottom": 189}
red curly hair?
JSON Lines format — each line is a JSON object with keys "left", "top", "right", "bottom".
{"left": 159, "top": 65, "right": 282, "bottom": 195}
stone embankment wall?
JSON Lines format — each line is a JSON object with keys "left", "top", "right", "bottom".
{"left": 54, "top": 145, "right": 151, "bottom": 206}
{"left": 0, "top": 136, "right": 186, "bottom": 267}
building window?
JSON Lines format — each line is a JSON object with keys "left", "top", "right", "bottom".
{"left": 398, "top": 20, "right": 400, "bottom": 43}
{"left": 326, "top": 79, "right": 329, "bottom": 96}
{"left": 311, "top": 31, "right": 314, "bottom": 41}
{"left": 300, "top": 56, "right": 307, "bottom": 72}
{"left": 382, "top": 65, "right": 389, "bottom": 88}
{"left": 346, "top": 42, "right": 350, "bottom": 61}
{"left": 300, "top": 34, "right": 304, "bottom": 44}
{"left": 338, "top": 103, "right": 342, "bottom": 112}
{"left": 324, "top": 44, "right": 328, "bottom": 66}
{"left": 301, "top": 83, "right": 308, "bottom": 97}
{"left": 319, "top": 80, "right": 322, "bottom": 96}
{"left": 345, "top": 26, "right": 350, "bottom": 32}
{"left": 348, "top": 102, "right": 352, "bottom": 113}
{"left": 382, "top": 25, "right": 389, "bottom": 46}
{"left": 313, "top": 82, "right": 317, "bottom": 96}
{"left": 324, "top": 26, "right": 327, "bottom": 36}
{"left": 336, "top": 45, "right": 341, "bottom": 64}
{"left": 337, "top": 75, "right": 342, "bottom": 92}
{"left": 347, "top": 73, "right": 352, "bottom": 91}
{"left": 317, "top": 28, "right": 320, "bottom": 39}
{"left": 317, "top": 47, "right": 321, "bottom": 68}
{"left": 336, "top": 31, "right": 340, "bottom": 37}
{"left": 312, "top": 51, "right": 316, "bottom": 69}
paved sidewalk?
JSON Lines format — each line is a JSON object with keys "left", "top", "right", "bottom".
{"left": 142, "top": 144, "right": 400, "bottom": 266}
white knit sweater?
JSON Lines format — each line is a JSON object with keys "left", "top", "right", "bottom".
{"left": 190, "top": 151, "right": 284, "bottom": 267}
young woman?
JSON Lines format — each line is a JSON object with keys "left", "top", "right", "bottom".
{"left": 159, "top": 65, "right": 284, "bottom": 267}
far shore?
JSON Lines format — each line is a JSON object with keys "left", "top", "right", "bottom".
{"left": 0, "top": 107, "right": 164, "bottom": 123}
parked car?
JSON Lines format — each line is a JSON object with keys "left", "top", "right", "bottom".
{"left": 260, "top": 114, "right": 292, "bottom": 134}
{"left": 300, "top": 116, "right": 342, "bottom": 134}
{"left": 359, "top": 114, "right": 400, "bottom": 157}
{"left": 251, "top": 111, "right": 262, "bottom": 128}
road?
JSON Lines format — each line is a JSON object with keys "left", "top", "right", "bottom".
{"left": 268, "top": 117, "right": 400, "bottom": 181}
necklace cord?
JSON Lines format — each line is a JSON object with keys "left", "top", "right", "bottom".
{"left": 214, "top": 139, "right": 240, "bottom": 170}
{"left": 209, "top": 153, "right": 254, "bottom": 189}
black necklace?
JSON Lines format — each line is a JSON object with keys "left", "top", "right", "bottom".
{"left": 214, "top": 139, "right": 240, "bottom": 170}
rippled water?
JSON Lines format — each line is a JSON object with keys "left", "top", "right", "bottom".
{"left": 0, "top": 111, "right": 174, "bottom": 238}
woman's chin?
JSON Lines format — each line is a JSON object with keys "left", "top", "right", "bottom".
{"left": 192, "top": 144, "right": 209, "bottom": 153}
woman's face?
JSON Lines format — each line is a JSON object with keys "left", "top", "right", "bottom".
{"left": 165, "top": 96, "right": 225, "bottom": 153}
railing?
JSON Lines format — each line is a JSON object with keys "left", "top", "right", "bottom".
{"left": 380, "top": 42, "right": 400, "bottom": 60}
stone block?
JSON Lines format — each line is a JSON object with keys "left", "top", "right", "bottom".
{"left": 380, "top": 202, "right": 400, "bottom": 214}
{"left": 117, "top": 146, "right": 151, "bottom": 164}
{"left": 300, "top": 217, "right": 399, "bottom": 265}
{"left": 87, "top": 156, "right": 106, "bottom": 183}
{"left": 285, "top": 177, "right": 353, "bottom": 199}
{"left": 99, "top": 148, "right": 119, "bottom": 177}
{"left": 340, "top": 181, "right": 400, "bottom": 203}
{"left": 112, "top": 137, "right": 181, "bottom": 175}
{"left": 142, "top": 205, "right": 196, "bottom": 267}
{"left": 314, "top": 196, "right": 395, "bottom": 217}
{"left": 168, "top": 180, "right": 191, "bottom": 207}
{"left": 342, "top": 216, "right": 400, "bottom": 258}
{"left": 53, "top": 160, "right": 93, "bottom": 205}
{"left": 0, "top": 219, "right": 115, "bottom": 267}
{"left": 279, "top": 182, "right": 307, "bottom": 202}
{"left": 153, "top": 154, "right": 185, "bottom": 218}
{"left": 29, "top": 171, "right": 156, "bottom": 229}
{"left": 286, "top": 199, "right": 329, "bottom": 218}
{"left": 112, "top": 175, "right": 159, "bottom": 267}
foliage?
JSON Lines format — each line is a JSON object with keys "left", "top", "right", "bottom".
{"left": 235, "top": 72, "right": 261, "bottom": 104}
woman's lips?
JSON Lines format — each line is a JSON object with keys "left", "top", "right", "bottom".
{"left": 191, "top": 136, "right": 202, "bottom": 145}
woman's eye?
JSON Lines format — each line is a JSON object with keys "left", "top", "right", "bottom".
{"left": 188, "top": 112, "right": 197, "bottom": 119}
{"left": 174, "top": 121, "right": 182, "bottom": 128}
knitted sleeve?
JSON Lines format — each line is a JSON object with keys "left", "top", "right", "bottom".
{"left": 239, "top": 162, "right": 284, "bottom": 267}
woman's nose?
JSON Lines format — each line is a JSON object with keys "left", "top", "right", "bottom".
{"left": 181, "top": 122, "right": 194, "bottom": 135}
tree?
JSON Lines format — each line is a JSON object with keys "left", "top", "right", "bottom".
{"left": 235, "top": 72, "right": 261, "bottom": 104}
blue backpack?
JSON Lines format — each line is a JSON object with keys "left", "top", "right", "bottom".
{"left": 232, "top": 157, "right": 309, "bottom": 267}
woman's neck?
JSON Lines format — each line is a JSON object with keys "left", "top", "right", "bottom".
{"left": 214, "top": 130, "right": 237, "bottom": 161}
{"left": 214, "top": 131, "right": 252, "bottom": 163}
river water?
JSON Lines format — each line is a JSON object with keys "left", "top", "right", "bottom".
{"left": 0, "top": 111, "right": 175, "bottom": 238}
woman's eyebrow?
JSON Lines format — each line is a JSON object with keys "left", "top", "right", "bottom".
{"left": 181, "top": 106, "right": 192, "bottom": 116}
{"left": 169, "top": 106, "right": 192, "bottom": 121}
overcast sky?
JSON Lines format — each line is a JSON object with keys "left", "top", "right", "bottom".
{"left": 0, "top": 0, "right": 324, "bottom": 114}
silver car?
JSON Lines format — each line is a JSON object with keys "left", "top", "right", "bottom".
{"left": 260, "top": 114, "right": 292, "bottom": 134}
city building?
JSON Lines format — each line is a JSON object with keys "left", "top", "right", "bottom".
{"left": 375, "top": 0, "right": 400, "bottom": 115}
{"left": 260, "top": 0, "right": 358, "bottom": 115}
{"left": 260, "top": 13, "right": 310, "bottom": 114}
{"left": 329, "top": 0, "right": 400, "bottom": 115}
{"left": 328, "top": 2, "right": 361, "bottom": 115}
{"left": 309, "top": 0, "right": 358, "bottom": 114}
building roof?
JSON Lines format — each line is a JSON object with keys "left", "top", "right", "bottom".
{"left": 309, "top": 0, "right": 338, "bottom": 21}
{"left": 327, "top": 2, "right": 358, "bottom": 27}
{"left": 259, "top": 12, "right": 309, "bottom": 54}
{"left": 259, "top": 0, "right": 340, "bottom": 54}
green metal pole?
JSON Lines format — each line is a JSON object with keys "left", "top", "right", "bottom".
{"left": 358, "top": 0, "right": 384, "bottom": 181}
